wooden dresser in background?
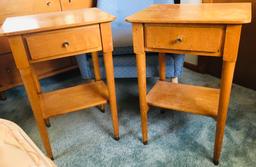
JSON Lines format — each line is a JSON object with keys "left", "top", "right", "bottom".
{"left": 0, "top": 0, "right": 96, "bottom": 98}
{"left": 201, "top": 0, "right": 256, "bottom": 90}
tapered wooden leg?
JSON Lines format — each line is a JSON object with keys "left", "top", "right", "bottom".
{"left": 136, "top": 53, "right": 149, "bottom": 144}
{"left": 31, "top": 68, "right": 53, "bottom": 128}
{"left": 31, "top": 67, "right": 41, "bottom": 93}
{"left": 132, "top": 23, "right": 149, "bottom": 144}
{"left": 158, "top": 53, "right": 166, "bottom": 81}
{"left": 213, "top": 25, "right": 242, "bottom": 165}
{"left": 158, "top": 53, "right": 167, "bottom": 116}
{"left": 8, "top": 36, "right": 53, "bottom": 158}
{"left": 213, "top": 61, "right": 236, "bottom": 165}
{"left": 100, "top": 23, "right": 119, "bottom": 140}
{"left": 20, "top": 68, "right": 53, "bottom": 159}
{"left": 91, "top": 52, "right": 102, "bottom": 81}
{"left": 103, "top": 52, "right": 119, "bottom": 140}
{"left": 91, "top": 52, "right": 106, "bottom": 113}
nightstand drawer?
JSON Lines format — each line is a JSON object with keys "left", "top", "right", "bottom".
{"left": 60, "top": 0, "right": 94, "bottom": 11}
{"left": 26, "top": 25, "right": 102, "bottom": 60}
{"left": 35, "top": 0, "right": 62, "bottom": 13}
{"left": 145, "top": 24, "right": 224, "bottom": 53}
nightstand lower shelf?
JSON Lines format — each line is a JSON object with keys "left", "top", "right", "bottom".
{"left": 147, "top": 81, "right": 220, "bottom": 118}
{"left": 40, "top": 81, "right": 109, "bottom": 118}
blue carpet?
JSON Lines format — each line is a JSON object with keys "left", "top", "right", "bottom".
{"left": 0, "top": 68, "right": 255, "bottom": 167}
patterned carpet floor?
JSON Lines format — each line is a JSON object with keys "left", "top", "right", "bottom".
{"left": 0, "top": 68, "right": 255, "bottom": 167}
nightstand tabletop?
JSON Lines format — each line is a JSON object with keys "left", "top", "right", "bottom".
{"left": 1, "top": 8, "right": 115, "bottom": 36}
{"left": 126, "top": 3, "right": 251, "bottom": 24}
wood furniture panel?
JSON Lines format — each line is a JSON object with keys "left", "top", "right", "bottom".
{"left": 35, "top": 0, "right": 62, "bottom": 12}
{"left": 1, "top": 8, "right": 113, "bottom": 36}
{"left": 0, "top": 54, "right": 77, "bottom": 92}
{"left": 26, "top": 25, "right": 102, "bottom": 61}
{"left": 60, "top": 0, "right": 94, "bottom": 11}
{"left": 0, "top": 0, "right": 61, "bottom": 55}
{"left": 0, "top": 0, "right": 96, "bottom": 97}
{"left": 126, "top": 3, "right": 251, "bottom": 24}
{"left": 127, "top": 3, "right": 251, "bottom": 165}
{"left": 41, "top": 81, "right": 108, "bottom": 118}
{"left": 147, "top": 81, "right": 220, "bottom": 118}
{"left": 1, "top": 8, "right": 119, "bottom": 159}
{"left": 145, "top": 24, "right": 224, "bottom": 55}
{"left": 200, "top": 0, "right": 256, "bottom": 90}
{"left": 0, "top": 37, "right": 10, "bottom": 53}
{"left": 0, "top": 0, "right": 61, "bottom": 24}
{"left": 0, "top": 54, "right": 22, "bottom": 90}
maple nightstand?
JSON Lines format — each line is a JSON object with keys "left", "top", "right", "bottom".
{"left": 1, "top": 8, "right": 120, "bottom": 159}
{"left": 126, "top": 3, "right": 251, "bottom": 165}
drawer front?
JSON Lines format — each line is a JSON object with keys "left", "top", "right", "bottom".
{"left": 0, "top": 0, "right": 61, "bottom": 24}
{"left": 145, "top": 24, "right": 224, "bottom": 53}
{"left": 35, "top": 0, "right": 62, "bottom": 13}
{"left": 26, "top": 25, "right": 102, "bottom": 60}
{"left": 60, "top": 0, "right": 94, "bottom": 11}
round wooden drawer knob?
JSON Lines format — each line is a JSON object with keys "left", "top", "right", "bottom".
{"left": 6, "top": 68, "right": 11, "bottom": 73}
{"left": 62, "top": 41, "right": 70, "bottom": 48}
{"left": 46, "top": 1, "right": 52, "bottom": 6}
{"left": 176, "top": 36, "right": 183, "bottom": 43}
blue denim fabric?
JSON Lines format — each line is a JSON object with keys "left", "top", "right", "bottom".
{"left": 169, "top": 54, "right": 185, "bottom": 77}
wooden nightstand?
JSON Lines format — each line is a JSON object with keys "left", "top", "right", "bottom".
{"left": 1, "top": 8, "right": 120, "bottom": 159}
{"left": 126, "top": 3, "right": 251, "bottom": 165}
{"left": 0, "top": 0, "right": 97, "bottom": 100}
